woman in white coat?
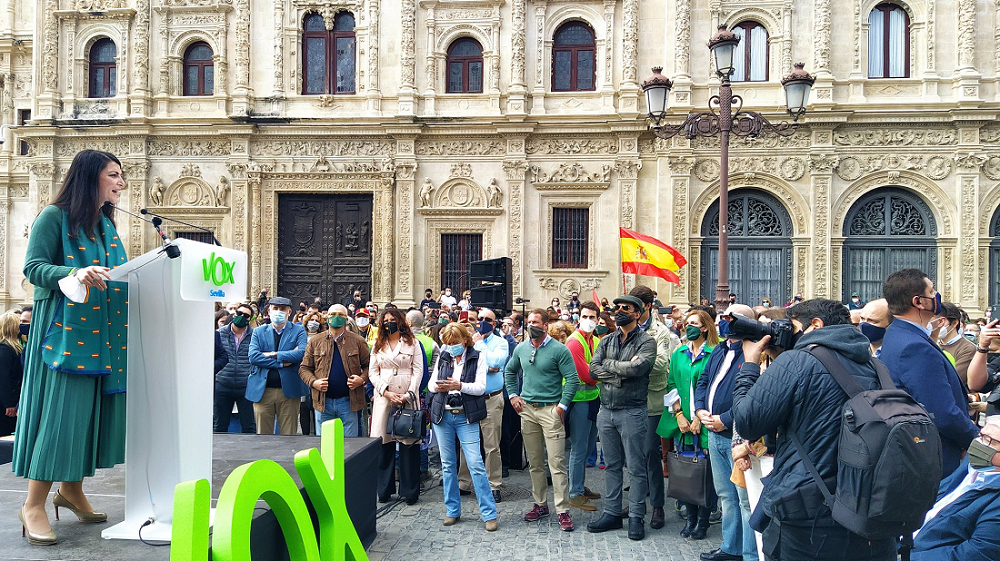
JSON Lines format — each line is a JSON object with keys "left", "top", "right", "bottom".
{"left": 369, "top": 307, "right": 425, "bottom": 504}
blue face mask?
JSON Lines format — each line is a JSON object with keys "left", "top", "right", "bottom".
{"left": 477, "top": 321, "right": 494, "bottom": 336}
{"left": 717, "top": 319, "right": 731, "bottom": 338}
{"left": 270, "top": 310, "right": 288, "bottom": 325}
{"left": 859, "top": 321, "right": 887, "bottom": 343}
{"left": 446, "top": 344, "right": 465, "bottom": 357}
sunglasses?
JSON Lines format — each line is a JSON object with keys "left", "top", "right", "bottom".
{"left": 529, "top": 347, "right": 537, "bottom": 365}
{"left": 235, "top": 311, "right": 251, "bottom": 318}
{"left": 613, "top": 304, "right": 635, "bottom": 312}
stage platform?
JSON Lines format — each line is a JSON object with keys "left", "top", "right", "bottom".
{"left": 0, "top": 434, "right": 380, "bottom": 560}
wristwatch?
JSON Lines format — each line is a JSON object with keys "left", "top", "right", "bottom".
{"left": 977, "top": 345, "right": 990, "bottom": 353}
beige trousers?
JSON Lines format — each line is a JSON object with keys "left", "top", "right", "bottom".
{"left": 254, "top": 387, "right": 300, "bottom": 435}
{"left": 520, "top": 403, "right": 570, "bottom": 513}
{"left": 458, "top": 392, "right": 505, "bottom": 490}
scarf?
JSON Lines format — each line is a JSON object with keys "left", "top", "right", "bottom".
{"left": 42, "top": 210, "right": 129, "bottom": 394}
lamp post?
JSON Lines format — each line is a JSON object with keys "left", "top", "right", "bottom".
{"left": 643, "top": 26, "right": 815, "bottom": 312}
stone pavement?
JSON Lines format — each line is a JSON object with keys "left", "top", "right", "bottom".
{"left": 367, "top": 462, "right": 723, "bottom": 561}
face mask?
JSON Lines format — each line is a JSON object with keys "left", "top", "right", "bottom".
{"left": 790, "top": 330, "right": 804, "bottom": 348}
{"left": 968, "top": 438, "right": 998, "bottom": 469}
{"left": 859, "top": 321, "right": 886, "bottom": 343}
{"left": 595, "top": 324, "right": 610, "bottom": 336}
{"left": 270, "top": 311, "right": 288, "bottom": 325}
{"left": 18, "top": 323, "right": 30, "bottom": 337}
{"left": 941, "top": 325, "right": 963, "bottom": 346}
{"left": 445, "top": 291, "right": 452, "bottom": 296}
{"left": 552, "top": 301, "right": 560, "bottom": 307}
{"left": 329, "top": 315, "right": 347, "bottom": 329}
{"left": 528, "top": 324, "right": 546, "bottom": 339}
{"left": 614, "top": 310, "right": 634, "bottom": 327}
{"left": 965, "top": 332, "right": 979, "bottom": 343}
{"left": 578, "top": 318, "right": 597, "bottom": 333}
{"left": 383, "top": 322, "right": 399, "bottom": 335}
{"left": 307, "top": 320, "right": 320, "bottom": 332}
{"left": 299, "top": 305, "right": 307, "bottom": 312}
{"left": 445, "top": 343, "right": 465, "bottom": 357}
{"left": 794, "top": 297, "right": 802, "bottom": 302}
{"left": 852, "top": 298, "right": 860, "bottom": 304}
{"left": 356, "top": 317, "right": 370, "bottom": 328}
{"left": 572, "top": 313, "right": 579, "bottom": 322}
{"left": 763, "top": 302, "right": 771, "bottom": 308}
{"left": 438, "top": 316, "right": 449, "bottom": 325}
{"left": 717, "top": 319, "right": 731, "bottom": 338}
{"left": 231, "top": 315, "right": 250, "bottom": 328}
{"left": 685, "top": 325, "right": 704, "bottom": 341}
{"left": 477, "top": 320, "right": 494, "bottom": 335}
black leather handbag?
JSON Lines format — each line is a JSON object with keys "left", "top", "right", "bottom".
{"left": 386, "top": 391, "right": 427, "bottom": 440}
{"left": 666, "top": 434, "right": 711, "bottom": 507}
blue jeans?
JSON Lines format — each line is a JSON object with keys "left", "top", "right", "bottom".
{"left": 708, "top": 431, "right": 758, "bottom": 561}
{"left": 431, "top": 411, "right": 498, "bottom": 521}
{"left": 214, "top": 383, "right": 256, "bottom": 433}
{"left": 566, "top": 400, "right": 598, "bottom": 497}
{"left": 315, "top": 396, "right": 360, "bottom": 437}
{"left": 597, "top": 406, "right": 648, "bottom": 518}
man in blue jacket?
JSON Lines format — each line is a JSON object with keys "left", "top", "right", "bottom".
{"left": 912, "top": 419, "right": 1000, "bottom": 560}
{"left": 879, "top": 268, "right": 978, "bottom": 476}
{"left": 695, "top": 304, "right": 755, "bottom": 561}
{"left": 246, "top": 296, "right": 309, "bottom": 435}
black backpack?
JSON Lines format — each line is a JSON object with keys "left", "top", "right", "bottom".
{"left": 791, "top": 346, "right": 942, "bottom": 542}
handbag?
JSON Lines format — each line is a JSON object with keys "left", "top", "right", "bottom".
{"left": 386, "top": 391, "right": 427, "bottom": 440}
{"left": 666, "top": 434, "right": 711, "bottom": 507}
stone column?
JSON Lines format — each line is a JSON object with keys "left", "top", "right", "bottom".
{"left": 272, "top": 0, "right": 284, "bottom": 99}
{"left": 616, "top": 145, "right": 641, "bottom": 293}
{"left": 248, "top": 166, "right": 263, "bottom": 292}
{"left": 232, "top": 0, "right": 252, "bottom": 116}
{"left": 671, "top": 0, "right": 693, "bottom": 108}
{"left": 37, "top": 0, "right": 60, "bottom": 119}
{"left": 399, "top": 0, "right": 416, "bottom": 115}
{"left": 422, "top": 6, "right": 437, "bottom": 116}
{"left": 131, "top": 0, "right": 152, "bottom": 117}
{"left": 367, "top": 0, "right": 382, "bottom": 115}
{"left": 507, "top": 0, "right": 528, "bottom": 117}
{"left": 530, "top": 2, "right": 547, "bottom": 115}
{"left": 372, "top": 173, "right": 395, "bottom": 302}
{"left": 846, "top": 0, "right": 867, "bottom": 104}
{"left": 667, "top": 154, "right": 694, "bottom": 303}
{"left": 123, "top": 159, "right": 150, "bottom": 258}
{"left": 809, "top": 151, "right": 838, "bottom": 298}
{"left": 954, "top": 0, "right": 981, "bottom": 103}
{"left": 0, "top": 197, "right": 9, "bottom": 306}
{"left": 600, "top": 0, "right": 616, "bottom": 111}
{"left": 955, "top": 152, "right": 986, "bottom": 310}
{"left": 811, "top": 0, "right": 834, "bottom": 107}
{"left": 618, "top": 0, "right": 640, "bottom": 116}
{"left": 503, "top": 154, "right": 528, "bottom": 297}
{"left": 226, "top": 162, "right": 250, "bottom": 257}
{"left": 392, "top": 134, "right": 418, "bottom": 306}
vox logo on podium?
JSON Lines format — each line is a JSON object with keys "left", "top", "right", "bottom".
{"left": 171, "top": 420, "right": 368, "bottom": 561}
{"left": 201, "top": 252, "right": 236, "bottom": 287}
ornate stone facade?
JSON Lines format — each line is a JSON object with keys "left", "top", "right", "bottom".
{"left": 0, "top": 0, "right": 998, "bottom": 312}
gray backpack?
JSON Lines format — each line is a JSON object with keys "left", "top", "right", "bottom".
{"left": 792, "top": 345, "right": 942, "bottom": 541}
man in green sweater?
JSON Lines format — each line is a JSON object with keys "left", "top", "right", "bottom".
{"left": 505, "top": 308, "right": 580, "bottom": 532}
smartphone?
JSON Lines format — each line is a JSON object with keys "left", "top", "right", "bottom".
{"left": 990, "top": 305, "right": 1000, "bottom": 322}
{"left": 459, "top": 311, "right": 470, "bottom": 323}
{"left": 658, "top": 305, "right": 674, "bottom": 316}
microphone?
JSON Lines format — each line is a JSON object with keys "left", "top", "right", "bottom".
{"left": 140, "top": 208, "right": 221, "bottom": 246}
{"left": 105, "top": 202, "right": 181, "bottom": 259}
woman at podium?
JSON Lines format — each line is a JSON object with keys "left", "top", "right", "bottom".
{"left": 12, "top": 150, "right": 128, "bottom": 545}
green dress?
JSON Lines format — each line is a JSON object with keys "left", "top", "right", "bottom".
{"left": 657, "top": 342, "right": 715, "bottom": 450}
{"left": 12, "top": 206, "right": 127, "bottom": 481}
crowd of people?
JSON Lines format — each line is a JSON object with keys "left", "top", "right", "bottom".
{"left": 4, "top": 150, "right": 999, "bottom": 557}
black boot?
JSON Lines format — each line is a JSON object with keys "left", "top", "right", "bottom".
{"left": 586, "top": 513, "right": 623, "bottom": 533}
{"left": 680, "top": 504, "right": 698, "bottom": 538}
{"left": 689, "top": 507, "right": 711, "bottom": 540}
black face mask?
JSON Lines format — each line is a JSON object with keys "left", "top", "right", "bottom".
{"left": 791, "top": 329, "right": 804, "bottom": 348}
{"left": 383, "top": 322, "right": 399, "bottom": 335}
{"left": 614, "top": 310, "right": 634, "bottom": 327}
{"left": 18, "top": 323, "right": 29, "bottom": 337}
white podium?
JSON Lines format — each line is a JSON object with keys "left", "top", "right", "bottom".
{"left": 101, "top": 238, "right": 247, "bottom": 542}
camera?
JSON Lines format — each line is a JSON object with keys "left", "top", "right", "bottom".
{"left": 727, "top": 313, "right": 796, "bottom": 350}
{"left": 446, "top": 393, "right": 464, "bottom": 408}
{"left": 515, "top": 297, "right": 530, "bottom": 304}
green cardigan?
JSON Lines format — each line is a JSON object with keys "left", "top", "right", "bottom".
{"left": 657, "top": 342, "right": 715, "bottom": 449}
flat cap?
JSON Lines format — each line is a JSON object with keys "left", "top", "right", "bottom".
{"left": 612, "top": 295, "right": 644, "bottom": 311}
{"left": 268, "top": 296, "right": 292, "bottom": 307}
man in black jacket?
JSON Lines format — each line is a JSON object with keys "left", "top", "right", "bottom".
{"left": 731, "top": 299, "right": 896, "bottom": 561}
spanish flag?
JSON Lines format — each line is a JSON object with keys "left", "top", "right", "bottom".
{"left": 620, "top": 227, "right": 687, "bottom": 285}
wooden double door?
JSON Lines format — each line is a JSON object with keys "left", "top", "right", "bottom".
{"left": 277, "top": 194, "right": 373, "bottom": 306}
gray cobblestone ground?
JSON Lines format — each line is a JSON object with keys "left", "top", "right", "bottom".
{"left": 367, "top": 462, "right": 723, "bottom": 561}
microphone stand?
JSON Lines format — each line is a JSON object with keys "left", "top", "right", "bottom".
{"left": 140, "top": 209, "right": 221, "bottom": 246}
{"left": 106, "top": 202, "right": 181, "bottom": 259}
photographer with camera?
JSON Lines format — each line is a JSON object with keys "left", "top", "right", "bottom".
{"left": 428, "top": 322, "right": 498, "bottom": 531}
{"left": 731, "top": 299, "right": 897, "bottom": 561}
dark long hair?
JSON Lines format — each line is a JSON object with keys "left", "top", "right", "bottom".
{"left": 373, "top": 307, "right": 414, "bottom": 353}
{"left": 51, "top": 149, "right": 121, "bottom": 238}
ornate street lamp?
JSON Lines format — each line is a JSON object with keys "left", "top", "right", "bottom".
{"left": 642, "top": 26, "right": 814, "bottom": 311}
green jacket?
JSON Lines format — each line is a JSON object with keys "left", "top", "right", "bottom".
{"left": 658, "top": 342, "right": 715, "bottom": 449}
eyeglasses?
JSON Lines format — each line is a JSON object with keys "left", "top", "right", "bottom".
{"left": 984, "top": 434, "right": 996, "bottom": 447}
{"left": 482, "top": 317, "right": 495, "bottom": 323}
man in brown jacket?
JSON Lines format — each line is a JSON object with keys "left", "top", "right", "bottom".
{"left": 300, "top": 304, "right": 371, "bottom": 436}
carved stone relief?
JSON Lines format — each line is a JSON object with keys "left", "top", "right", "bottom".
{"left": 529, "top": 162, "right": 612, "bottom": 186}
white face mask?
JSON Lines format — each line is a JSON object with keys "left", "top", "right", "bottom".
{"left": 578, "top": 318, "right": 597, "bottom": 333}
{"left": 356, "top": 317, "right": 370, "bottom": 328}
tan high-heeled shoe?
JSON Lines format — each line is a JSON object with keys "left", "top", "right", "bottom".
{"left": 53, "top": 490, "right": 107, "bottom": 524}
{"left": 18, "top": 507, "right": 57, "bottom": 546}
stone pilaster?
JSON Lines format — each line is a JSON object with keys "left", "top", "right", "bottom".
{"left": 231, "top": 0, "right": 252, "bottom": 116}
{"left": 503, "top": 153, "right": 528, "bottom": 297}
{"left": 399, "top": 0, "right": 416, "bottom": 115}
{"left": 507, "top": 0, "right": 527, "bottom": 117}
{"left": 392, "top": 132, "right": 418, "bottom": 306}
{"left": 954, "top": 152, "right": 986, "bottom": 307}
{"left": 667, "top": 154, "right": 694, "bottom": 302}
{"left": 809, "top": 150, "right": 838, "bottom": 298}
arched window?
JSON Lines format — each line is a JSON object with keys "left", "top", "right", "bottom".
{"left": 843, "top": 187, "right": 936, "bottom": 302}
{"left": 302, "top": 11, "right": 356, "bottom": 95}
{"left": 701, "top": 190, "right": 793, "bottom": 305}
{"left": 183, "top": 42, "right": 214, "bottom": 96}
{"left": 868, "top": 3, "right": 909, "bottom": 78}
{"left": 986, "top": 207, "right": 1000, "bottom": 306}
{"left": 89, "top": 38, "right": 117, "bottom": 98}
{"left": 552, "top": 21, "right": 596, "bottom": 92}
{"left": 731, "top": 21, "right": 768, "bottom": 82}
{"left": 446, "top": 38, "right": 484, "bottom": 93}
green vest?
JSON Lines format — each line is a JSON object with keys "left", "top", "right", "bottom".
{"left": 414, "top": 332, "right": 434, "bottom": 369}
{"left": 568, "top": 331, "right": 600, "bottom": 402}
